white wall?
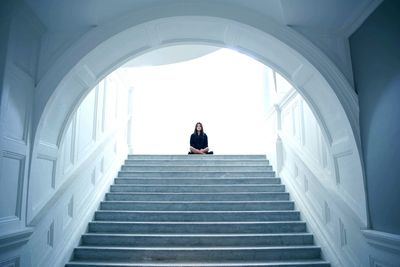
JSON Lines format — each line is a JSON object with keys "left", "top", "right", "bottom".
{"left": 0, "top": 2, "right": 43, "bottom": 266}
{"left": 0, "top": 6, "right": 130, "bottom": 262}
{"left": 25, "top": 74, "right": 129, "bottom": 267}
{"left": 264, "top": 74, "right": 396, "bottom": 266}
{"left": 349, "top": 2, "right": 400, "bottom": 263}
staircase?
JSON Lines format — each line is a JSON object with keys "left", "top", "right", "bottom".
{"left": 66, "top": 155, "right": 330, "bottom": 267}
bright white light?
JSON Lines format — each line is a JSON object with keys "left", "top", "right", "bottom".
{"left": 124, "top": 48, "right": 271, "bottom": 154}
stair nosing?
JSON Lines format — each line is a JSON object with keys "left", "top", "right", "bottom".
{"left": 115, "top": 178, "right": 280, "bottom": 181}
{"left": 66, "top": 260, "right": 329, "bottom": 266}
{"left": 75, "top": 245, "right": 321, "bottom": 250}
{"left": 101, "top": 200, "right": 294, "bottom": 203}
{"left": 110, "top": 184, "right": 283, "bottom": 187}
{"left": 95, "top": 210, "right": 299, "bottom": 214}
{"left": 119, "top": 172, "right": 275, "bottom": 173}
{"left": 82, "top": 233, "right": 313, "bottom": 237}
{"left": 89, "top": 221, "right": 307, "bottom": 224}
{"left": 106, "top": 192, "right": 289, "bottom": 195}
{"left": 123, "top": 165, "right": 270, "bottom": 167}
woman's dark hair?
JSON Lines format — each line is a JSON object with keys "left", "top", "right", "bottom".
{"left": 194, "top": 122, "right": 204, "bottom": 135}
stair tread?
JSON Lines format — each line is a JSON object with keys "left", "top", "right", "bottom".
{"left": 90, "top": 221, "right": 306, "bottom": 224}
{"left": 128, "top": 155, "right": 267, "bottom": 157}
{"left": 112, "top": 184, "right": 282, "bottom": 186}
{"left": 123, "top": 164, "right": 271, "bottom": 166}
{"left": 125, "top": 160, "right": 269, "bottom": 162}
{"left": 116, "top": 176, "right": 280, "bottom": 180}
{"left": 83, "top": 233, "right": 312, "bottom": 237}
{"left": 101, "top": 201, "right": 293, "bottom": 203}
{"left": 107, "top": 192, "right": 288, "bottom": 195}
{"left": 67, "top": 155, "right": 328, "bottom": 266}
{"left": 76, "top": 245, "right": 321, "bottom": 250}
{"left": 95, "top": 210, "right": 298, "bottom": 213}
{"left": 125, "top": 159, "right": 268, "bottom": 161}
{"left": 120, "top": 170, "right": 275, "bottom": 173}
{"left": 67, "top": 260, "right": 329, "bottom": 266}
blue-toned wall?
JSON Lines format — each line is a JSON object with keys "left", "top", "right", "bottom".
{"left": 350, "top": 1, "right": 400, "bottom": 235}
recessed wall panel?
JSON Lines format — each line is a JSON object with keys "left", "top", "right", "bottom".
{"left": 31, "top": 157, "right": 56, "bottom": 213}
{"left": 63, "top": 195, "right": 74, "bottom": 231}
{"left": 61, "top": 122, "right": 74, "bottom": 174}
{"left": 303, "top": 103, "right": 319, "bottom": 156}
{"left": 334, "top": 153, "right": 364, "bottom": 208}
{"left": 103, "top": 143, "right": 115, "bottom": 173}
{"left": 4, "top": 79, "right": 29, "bottom": 143}
{"left": 281, "top": 106, "right": 292, "bottom": 135}
{"left": 75, "top": 168, "right": 94, "bottom": 211}
{"left": 292, "top": 101, "right": 302, "bottom": 143}
{"left": 97, "top": 80, "right": 105, "bottom": 134}
{"left": 77, "top": 90, "right": 95, "bottom": 157}
{"left": 0, "top": 152, "right": 24, "bottom": 220}
{"left": 103, "top": 79, "right": 117, "bottom": 130}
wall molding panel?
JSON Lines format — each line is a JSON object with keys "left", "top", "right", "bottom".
{"left": 0, "top": 4, "right": 43, "bottom": 266}
{"left": 37, "top": 141, "right": 58, "bottom": 159}
{"left": 0, "top": 228, "right": 33, "bottom": 251}
{"left": 363, "top": 230, "right": 400, "bottom": 258}
{"left": 3, "top": 65, "right": 33, "bottom": 146}
{"left": 51, "top": 153, "right": 124, "bottom": 267}
{"left": 24, "top": 72, "right": 129, "bottom": 267}
{"left": 29, "top": 156, "right": 57, "bottom": 218}
{"left": 279, "top": 145, "right": 365, "bottom": 267}
{"left": 0, "top": 256, "right": 20, "bottom": 267}
{"left": 0, "top": 151, "right": 25, "bottom": 221}
{"left": 266, "top": 87, "right": 370, "bottom": 266}
{"left": 266, "top": 78, "right": 399, "bottom": 265}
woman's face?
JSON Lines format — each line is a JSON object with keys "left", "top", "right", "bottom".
{"left": 196, "top": 124, "right": 202, "bottom": 132}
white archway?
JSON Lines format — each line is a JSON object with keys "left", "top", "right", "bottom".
{"left": 28, "top": 2, "right": 368, "bottom": 236}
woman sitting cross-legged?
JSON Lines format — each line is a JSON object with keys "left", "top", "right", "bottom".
{"left": 189, "top": 122, "right": 213, "bottom": 154}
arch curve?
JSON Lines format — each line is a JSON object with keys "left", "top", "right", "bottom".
{"left": 29, "top": 2, "right": 368, "bottom": 226}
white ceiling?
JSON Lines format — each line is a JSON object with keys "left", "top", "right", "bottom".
{"left": 25, "top": 0, "right": 380, "bottom": 34}
{"left": 23, "top": 0, "right": 381, "bottom": 69}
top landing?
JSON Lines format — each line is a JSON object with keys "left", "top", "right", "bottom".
{"left": 128, "top": 155, "right": 267, "bottom": 160}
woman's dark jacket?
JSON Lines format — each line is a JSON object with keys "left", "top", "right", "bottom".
{"left": 190, "top": 133, "right": 208, "bottom": 149}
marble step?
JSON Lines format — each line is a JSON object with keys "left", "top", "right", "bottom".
{"left": 120, "top": 166, "right": 273, "bottom": 172}
{"left": 73, "top": 246, "right": 321, "bottom": 262}
{"left": 81, "top": 233, "right": 314, "bottom": 247}
{"left": 66, "top": 260, "right": 330, "bottom": 267}
{"left": 124, "top": 159, "right": 270, "bottom": 166}
{"left": 66, "top": 154, "right": 329, "bottom": 267}
{"left": 118, "top": 171, "right": 276, "bottom": 178}
{"left": 114, "top": 177, "right": 281, "bottom": 185}
{"left": 105, "top": 192, "right": 290, "bottom": 201}
{"left": 109, "top": 184, "right": 285, "bottom": 193}
{"left": 88, "top": 221, "right": 307, "bottom": 234}
{"left": 94, "top": 210, "right": 301, "bottom": 222}
{"left": 99, "top": 200, "right": 295, "bottom": 211}
{"left": 127, "top": 155, "right": 267, "bottom": 160}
